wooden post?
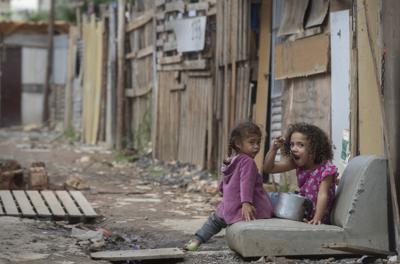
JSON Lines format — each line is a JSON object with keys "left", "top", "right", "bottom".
{"left": 106, "top": 4, "right": 117, "bottom": 148}
{"left": 254, "top": 0, "right": 272, "bottom": 170}
{"left": 64, "top": 27, "right": 75, "bottom": 131}
{"left": 43, "top": 0, "right": 55, "bottom": 125}
{"left": 116, "top": 0, "right": 126, "bottom": 151}
{"left": 381, "top": 0, "right": 400, "bottom": 252}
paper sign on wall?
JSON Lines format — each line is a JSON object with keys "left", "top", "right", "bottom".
{"left": 169, "top": 16, "right": 207, "bottom": 53}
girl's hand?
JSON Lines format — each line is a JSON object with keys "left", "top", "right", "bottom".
{"left": 272, "top": 136, "right": 285, "bottom": 151}
{"left": 241, "top": 202, "right": 255, "bottom": 221}
{"left": 304, "top": 216, "right": 322, "bottom": 225}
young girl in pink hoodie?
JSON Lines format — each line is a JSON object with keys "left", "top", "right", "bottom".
{"left": 184, "top": 121, "right": 274, "bottom": 251}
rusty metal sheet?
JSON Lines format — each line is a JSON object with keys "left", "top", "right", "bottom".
{"left": 278, "top": 0, "right": 309, "bottom": 36}
{"left": 305, "top": 0, "right": 330, "bottom": 28}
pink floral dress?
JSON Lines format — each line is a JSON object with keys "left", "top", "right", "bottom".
{"left": 297, "top": 160, "right": 338, "bottom": 224}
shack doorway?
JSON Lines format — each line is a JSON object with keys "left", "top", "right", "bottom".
{"left": 0, "top": 46, "right": 22, "bottom": 127}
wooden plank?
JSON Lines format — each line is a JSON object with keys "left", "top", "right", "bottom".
{"left": 91, "top": 248, "right": 184, "bottom": 261}
{"left": 157, "top": 60, "right": 208, "bottom": 72}
{"left": 187, "top": 2, "right": 209, "bottom": 12}
{"left": 125, "top": 84, "right": 152, "bottom": 98}
{"left": 0, "top": 191, "right": 19, "bottom": 216}
{"left": 207, "top": 6, "right": 217, "bottom": 16}
{"left": 357, "top": 0, "right": 384, "bottom": 155}
{"left": 41, "top": 190, "right": 66, "bottom": 217}
{"left": 116, "top": 0, "right": 126, "bottom": 151}
{"left": 165, "top": 1, "right": 185, "bottom": 13}
{"left": 305, "top": 0, "right": 329, "bottom": 28}
{"left": 155, "top": 12, "right": 165, "bottom": 21}
{"left": 164, "top": 21, "right": 174, "bottom": 31}
{"left": 163, "top": 41, "right": 177, "bottom": 52}
{"left": 278, "top": 0, "right": 309, "bottom": 36}
{"left": 126, "top": 10, "right": 154, "bottom": 32}
{"left": 55, "top": 191, "right": 82, "bottom": 217}
{"left": 158, "top": 54, "right": 182, "bottom": 64}
{"left": 287, "top": 26, "right": 322, "bottom": 41}
{"left": 182, "top": 59, "right": 208, "bottom": 70}
{"left": 254, "top": 0, "right": 272, "bottom": 169}
{"left": 156, "top": 24, "right": 165, "bottom": 32}
{"left": 137, "top": 45, "right": 154, "bottom": 59}
{"left": 187, "top": 71, "right": 211, "bottom": 77}
{"left": 12, "top": 191, "right": 36, "bottom": 217}
{"left": 26, "top": 190, "right": 51, "bottom": 216}
{"left": 125, "top": 46, "right": 154, "bottom": 60}
{"left": 170, "top": 83, "right": 185, "bottom": 92}
{"left": 125, "top": 51, "right": 137, "bottom": 60}
{"left": 274, "top": 34, "right": 330, "bottom": 80}
{"left": 282, "top": 74, "right": 331, "bottom": 136}
{"left": 155, "top": 0, "right": 165, "bottom": 7}
{"left": 69, "top": 191, "right": 97, "bottom": 217}
{"left": 156, "top": 38, "right": 164, "bottom": 47}
{"left": 0, "top": 197, "right": 4, "bottom": 215}
{"left": 106, "top": 2, "right": 117, "bottom": 148}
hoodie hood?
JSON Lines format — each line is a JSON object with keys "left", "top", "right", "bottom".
{"left": 221, "top": 154, "right": 243, "bottom": 183}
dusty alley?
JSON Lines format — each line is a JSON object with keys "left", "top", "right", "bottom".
{"left": 0, "top": 127, "right": 393, "bottom": 264}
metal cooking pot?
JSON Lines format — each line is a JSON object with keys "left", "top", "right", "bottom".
{"left": 273, "top": 192, "right": 312, "bottom": 221}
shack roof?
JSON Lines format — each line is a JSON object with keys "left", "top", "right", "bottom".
{"left": 0, "top": 21, "right": 70, "bottom": 35}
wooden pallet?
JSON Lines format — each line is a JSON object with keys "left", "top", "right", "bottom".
{"left": 0, "top": 190, "right": 97, "bottom": 222}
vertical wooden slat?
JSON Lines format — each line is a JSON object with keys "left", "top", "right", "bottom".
{"left": 116, "top": 0, "right": 126, "bottom": 151}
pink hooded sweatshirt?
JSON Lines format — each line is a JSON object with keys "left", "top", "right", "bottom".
{"left": 215, "top": 153, "right": 273, "bottom": 224}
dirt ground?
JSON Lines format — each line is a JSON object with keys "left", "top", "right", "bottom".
{"left": 0, "top": 127, "right": 394, "bottom": 264}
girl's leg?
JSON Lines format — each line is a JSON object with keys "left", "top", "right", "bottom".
{"left": 185, "top": 213, "right": 227, "bottom": 251}
{"left": 195, "top": 213, "right": 227, "bottom": 243}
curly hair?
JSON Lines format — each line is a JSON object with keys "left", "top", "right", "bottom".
{"left": 281, "top": 122, "right": 333, "bottom": 164}
{"left": 227, "top": 121, "right": 262, "bottom": 157}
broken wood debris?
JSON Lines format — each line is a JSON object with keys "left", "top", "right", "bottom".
{"left": 91, "top": 248, "right": 184, "bottom": 261}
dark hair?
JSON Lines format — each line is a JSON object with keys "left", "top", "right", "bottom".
{"left": 228, "top": 121, "right": 262, "bottom": 156}
{"left": 282, "top": 122, "right": 333, "bottom": 164}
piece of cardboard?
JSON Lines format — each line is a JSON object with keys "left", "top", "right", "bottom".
{"left": 274, "top": 34, "right": 329, "bottom": 80}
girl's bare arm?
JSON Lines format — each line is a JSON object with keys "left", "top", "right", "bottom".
{"left": 263, "top": 137, "right": 295, "bottom": 174}
{"left": 307, "top": 175, "right": 334, "bottom": 225}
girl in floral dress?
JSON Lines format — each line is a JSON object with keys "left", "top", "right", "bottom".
{"left": 263, "top": 122, "right": 337, "bottom": 224}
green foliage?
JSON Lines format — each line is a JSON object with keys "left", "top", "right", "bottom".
{"left": 20, "top": 3, "right": 76, "bottom": 22}
{"left": 143, "top": 163, "right": 167, "bottom": 177}
{"left": 115, "top": 152, "right": 139, "bottom": 163}
{"left": 56, "top": 3, "right": 76, "bottom": 22}
{"left": 64, "top": 127, "right": 77, "bottom": 142}
{"left": 25, "top": 10, "right": 49, "bottom": 22}
{"left": 82, "top": 0, "right": 115, "bottom": 12}
{"left": 132, "top": 104, "right": 151, "bottom": 154}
